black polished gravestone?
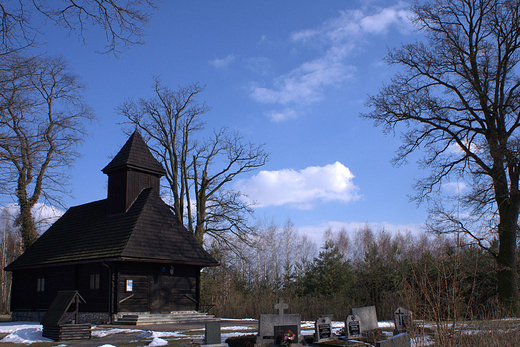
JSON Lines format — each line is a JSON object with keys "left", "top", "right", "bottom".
{"left": 314, "top": 315, "right": 333, "bottom": 343}
{"left": 345, "top": 314, "right": 361, "bottom": 339}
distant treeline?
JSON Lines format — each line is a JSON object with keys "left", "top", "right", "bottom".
{"left": 0, "top": 215, "right": 502, "bottom": 322}
{"left": 201, "top": 221, "right": 500, "bottom": 322}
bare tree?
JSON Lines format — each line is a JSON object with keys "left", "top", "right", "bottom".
{"left": 119, "top": 79, "right": 269, "bottom": 246}
{"left": 0, "top": 0, "right": 157, "bottom": 55}
{"left": 0, "top": 54, "right": 93, "bottom": 250}
{"left": 364, "top": 0, "right": 520, "bottom": 313}
{"left": 192, "top": 128, "right": 269, "bottom": 245}
{"left": 119, "top": 80, "right": 207, "bottom": 227}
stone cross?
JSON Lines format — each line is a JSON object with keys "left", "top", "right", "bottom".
{"left": 273, "top": 298, "right": 288, "bottom": 316}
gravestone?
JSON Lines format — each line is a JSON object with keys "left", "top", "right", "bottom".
{"left": 202, "top": 321, "right": 227, "bottom": 346}
{"left": 351, "top": 306, "right": 378, "bottom": 332}
{"left": 314, "top": 315, "right": 333, "bottom": 343}
{"left": 255, "top": 298, "right": 302, "bottom": 347}
{"left": 393, "top": 307, "right": 413, "bottom": 335}
{"left": 345, "top": 314, "right": 362, "bottom": 339}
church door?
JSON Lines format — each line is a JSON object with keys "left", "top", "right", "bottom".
{"left": 149, "top": 275, "right": 171, "bottom": 314}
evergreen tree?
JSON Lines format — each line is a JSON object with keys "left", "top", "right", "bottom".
{"left": 301, "top": 240, "right": 355, "bottom": 297}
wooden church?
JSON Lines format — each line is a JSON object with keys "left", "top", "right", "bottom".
{"left": 5, "top": 131, "right": 218, "bottom": 324}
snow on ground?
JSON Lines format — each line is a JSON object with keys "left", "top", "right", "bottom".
{"left": 137, "top": 330, "right": 194, "bottom": 339}
{"left": 0, "top": 319, "right": 406, "bottom": 346}
{"left": 92, "top": 327, "right": 142, "bottom": 338}
{"left": 378, "top": 321, "right": 395, "bottom": 329}
{"left": 0, "top": 322, "right": 53, "bottom": 344}
{"left": 0, "top": 322, "right": 44, "bottom": 334}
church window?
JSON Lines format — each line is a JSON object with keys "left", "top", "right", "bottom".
{"left": 90, "top": 273, "right": 100, "bottom": 290}
{"left": 37, "top": 278, "right": 45, "bottom": 292}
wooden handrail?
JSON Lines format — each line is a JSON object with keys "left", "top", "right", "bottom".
{"left": 118, "top": 294, "right": 135, "bottom": 304}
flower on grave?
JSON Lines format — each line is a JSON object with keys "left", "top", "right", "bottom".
{"left": 282, "top": 330, "right": 296, "bottom": 346}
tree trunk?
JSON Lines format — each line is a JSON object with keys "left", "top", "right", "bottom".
{"left": 194, "top": 167, "right": 208, "bottom": 245}
{"left": 16, "top": 202, "right": 37, "bottom": 251}
{"left": 195, "top": 193, "right": 206, "bottom": 245}
{"left": 496, "top": 198, "right": 520, "bottom": 315}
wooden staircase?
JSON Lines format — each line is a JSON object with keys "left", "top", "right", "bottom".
{"left": 114, "top": 311, "right": 219, "bottom": 325}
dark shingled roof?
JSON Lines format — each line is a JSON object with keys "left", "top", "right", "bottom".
{"left": 5, "top": 188, "right": 218, "bottom": 270}
{"left": 102, "top": 131, "right": 166, "bottom": 176}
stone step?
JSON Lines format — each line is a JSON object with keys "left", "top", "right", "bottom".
{"left": 115, "top": 312, "right": 219, "bottom": 325}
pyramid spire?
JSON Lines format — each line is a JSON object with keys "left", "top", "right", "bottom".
{"left": 102, "top": 131, "right": 166, "bottom": 176}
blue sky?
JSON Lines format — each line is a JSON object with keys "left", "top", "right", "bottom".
{"left": 4, "top": 0, "right": 435, "bottom": 243}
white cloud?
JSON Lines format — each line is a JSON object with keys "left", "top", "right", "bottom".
{"left": 0, "top": 203, "right": 64, "bottom": 234}
{"left": 266, "top": 108, "right": 297, "bottom": 122}
{"left": 359, "top": 7, "right": 413, "bottom": 34}
{"left": 208, "top": 54, "right": 235, "bottom": 68}
{"left": 234, "top": 161, "right": 360, "bottom": 208}
{"left": 250, "top": 53, "right": 356, "bottom": 105}
{"left": 442, "top": 181, "right": 468, "bottom": 194}
{"left": 251, "top": 3, "right": 413, "bottom": 121}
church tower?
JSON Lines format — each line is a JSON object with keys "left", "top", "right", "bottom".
{"left": 102, "top": 131, "right": 166, "bottom": 215}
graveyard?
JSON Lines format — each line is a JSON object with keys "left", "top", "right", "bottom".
{"left": 1, "top": 297, "right": 519, "bottom": 346}
{"left": 1, "top": 312, "right": 520, "bottom": 346}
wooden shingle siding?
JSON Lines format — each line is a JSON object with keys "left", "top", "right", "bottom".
{"left": 11, "top": 267, "right": 76, "bottom": 311}
{"left": 117, "top": 274, "right": 149, "bottom": 312}
{"left": 10, "top": 265, "right": 110, "bottom": 313}
{"left": 76, "top": 264, "right": 110, "bottom": 312}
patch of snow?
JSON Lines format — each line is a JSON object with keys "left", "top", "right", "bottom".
{"left": 221, "top": 325, "right": 255, "bottom": 331}
{"left": 0, "top": 326, "right": 53, "bottom": 344}
{"left": 0, "top": 322, "right": 41, "bottom": 333}
{"left": 98, "top": 344, "right": 117, "bottom": 347}
{"left": 378, "top": 321, "right": 395, "bottom": 329}
{"left": 300, "top": 321, "right": 314, "bottom": 329}
{"left": 497, "top": 317, "right": 520, "bottom": 321}
{"left": 147, "top": 337, "right": 169, "bottom": 346}
{"left": 331, "top": 321, "right": 343, "bottom": 328}
{"left": 300, "top": 329, "right": 314, "bottom": 336}
{"left": 138, "top": 330, "right": 190, "bottom": 339}
{"left": 92, "top": 328, "right": 142, "bottom": 337}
